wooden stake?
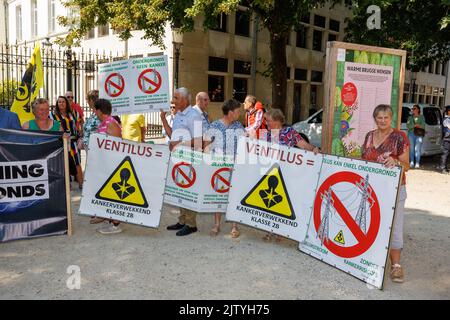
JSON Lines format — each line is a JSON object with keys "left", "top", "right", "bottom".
{"left": 63, "top": 136, "right": 73, "bottom": 236}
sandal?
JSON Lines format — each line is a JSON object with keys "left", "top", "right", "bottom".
{"left": 90, "top": 217, "right": 106, "bottom": 224}
{"left": 230, "top": 227, "right": 240, "bottom": 238}
{"left": 209, "top": 225, "right": 220, "bottom": 237}
{"left": 262, "top": 233, "right": 272, "bottom": 242}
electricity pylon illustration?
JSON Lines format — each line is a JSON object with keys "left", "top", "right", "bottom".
{"left": 317, "top": 188, "right": 334, "bottom": 245}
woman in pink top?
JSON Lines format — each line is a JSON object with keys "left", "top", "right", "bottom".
{"left": 91, "top": 99, "right": 123, "bottom": 234}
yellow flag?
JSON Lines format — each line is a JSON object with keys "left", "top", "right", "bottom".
{"left": 11, "top": 43, "right": 44, "bottom": 125}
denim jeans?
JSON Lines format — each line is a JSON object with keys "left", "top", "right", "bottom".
{"left": 408, "top": 131, "right": 423, "bottom": 165}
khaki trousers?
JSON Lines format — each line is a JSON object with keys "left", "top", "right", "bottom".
{"left": 179, "top": 208, "right": 197, "bottom": 227}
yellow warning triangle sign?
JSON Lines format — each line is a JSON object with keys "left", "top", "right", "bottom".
{"left": 334, "top": 230, "right": 345, "bottom": 245}
{"left": 95, "top": 156, "right": 148, "bottom": 208}
{"left": 240, "top": 163, "right": 295, "bottom": 220}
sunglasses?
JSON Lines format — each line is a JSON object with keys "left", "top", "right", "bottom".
{"left": 66, "top": 96, "right": 74, "bottom": 99}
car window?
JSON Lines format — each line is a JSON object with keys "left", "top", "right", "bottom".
{"left": 401, "top": 107, "right": 411, "bottom": 123}
{"left": 423, "top": 107, "right": 438, "bottom": 125}
{"left": 309, "top": 111, "right": 322, "bottom": 124}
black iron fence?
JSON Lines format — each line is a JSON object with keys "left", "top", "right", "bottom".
{"left": 0, "top": 43, "right": 163, "bottom": 139}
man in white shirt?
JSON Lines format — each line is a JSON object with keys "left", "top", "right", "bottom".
{"left": 165, "top": 87, "right": 203, "bottom": 236}
{"left": 192, "top": 92, "right": 211, "bottom": 132}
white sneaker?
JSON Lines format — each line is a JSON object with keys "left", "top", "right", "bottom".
{"left": 97, "top": 224, "right": 122, "bottom": 235}
{"left": 415, "top": 163, "right": 420, "bottom": 169}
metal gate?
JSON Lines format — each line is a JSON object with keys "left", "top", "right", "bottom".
{"left": 0, "top": 43, "right": 163, "bottom": 139}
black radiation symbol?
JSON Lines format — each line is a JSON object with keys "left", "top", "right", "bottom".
{"left": 112, "top": 168, "right": 136, "bottom": 200}
{"left": 259, "top": 175, "right": 283, "bottom": 208}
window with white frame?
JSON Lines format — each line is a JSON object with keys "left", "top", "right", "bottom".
{"left": 16, "top": 5, "right": 22, "bottom": 41}
{"left": 31, "top": 0, "right": 38, "bottom": 38}
{"left": 48, "top": 0, "right": 56, "bottom": 33}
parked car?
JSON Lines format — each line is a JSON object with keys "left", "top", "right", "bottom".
{"left": 292, "top": 104, "right": 443, "bottom": 156}
{"left": 292, "top": 109, "right": 323, "bottom": 148}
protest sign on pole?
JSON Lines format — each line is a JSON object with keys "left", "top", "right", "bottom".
{"left": 79, "top": 133, "right": 170, "bottom": 228}
{"left": 0, "top": 129, "right": 70, "bottom": 242}
{"left": 99, "top": 55, "right": 170, "bottom": 114}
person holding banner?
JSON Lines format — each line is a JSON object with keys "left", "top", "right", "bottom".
{"left": 261, "top": 108, "right": 319, "bottom": 242}
{"left": 93, "top": 98, "right": 123, "bottom": 233}
{"left": 66, "top": 91, "right": 84, "bottom": 134}
{"left": 161, "top": 103, "right": 177, "bottom": 144}
{"left": 0, "top": 107, "right": 21, "bottom": 129}
{"left": 51, "top": 96, "right": 83, "bottom": 190}
{"left": 244, "top": 95, "right": 267, "bottom": 139}
{"left": 81, "top": 90, "right": 101, "bottom": 152}
{"left": 204, "top": 99, "right": 245, "bottom": 238}
{"left": 193, "top": 92, "right": 211, "bottom": 131}
{"left": 362, "top": 104, "right": 410, "bottom": 283}
{"left": 166, "top": 87, "right": 203, "bottom": 236}
{"left": 22, "top": 98, "right": 61, "bottom": 132}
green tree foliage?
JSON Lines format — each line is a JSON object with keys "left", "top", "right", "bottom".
{"left": 345, "top": 0, "right": 450, "bottom": 71}
{"left": 60, "top": 0, "right": 327, "bottom": 114}
{"left": 0, "top": 80, "right": 19, "bottom": 107}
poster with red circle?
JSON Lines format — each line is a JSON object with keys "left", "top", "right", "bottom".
{"left": 341, "top": 82, "right": 357, "bottom": 106}
{"left": 138, "top": 69, "right": 162, "bottom": 94}
{"left": 104, "top": 73, "right": 125, "bottom": 98}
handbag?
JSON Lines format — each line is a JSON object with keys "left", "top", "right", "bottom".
{"left": 413, "top": 127, "right": 425, "bottom": 137}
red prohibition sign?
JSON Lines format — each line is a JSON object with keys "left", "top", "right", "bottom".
{"left": 104, "top": 73, "right": 125, "bottom": 98}
{"left": 314, "top": 171, "right": 380, "bottom": 258}
{"left": 172, "top": 162, "right": 196, "bottom": 189}
{"left": 211, "top": 167, "right": 232, "bottom": 193}
{"left": 138, "top": 69, "right": 162, "bottom": 94}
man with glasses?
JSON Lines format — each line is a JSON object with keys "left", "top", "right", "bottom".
{"left": 66, "top": 91, "right": 84, "bottom": 133}
{"left": 161, "top": 103, "right": 177, "bottom": 144}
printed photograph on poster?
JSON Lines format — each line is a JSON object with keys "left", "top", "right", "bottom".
{"left": 322, "top": 42, "right": 406, "bottom": 158}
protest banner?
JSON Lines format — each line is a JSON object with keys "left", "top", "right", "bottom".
{"left": 226, "top": 137, "right": 322, "bottom": 241}
{"left": 299, "top": 154, "right": 402, "bottom": 289}
{"left": 226, "top": 137, "right": 402, "bottom": 288}
{"left": 79, "top": 133, "right": 170, "bottom": 228}
{"left": 322, "top": 42, "right": 407, "bottom": 157}
{"left": 99, "top": 55, "right": 170, "bottom": 114}
{"left": 0, "top": 129, "right": 70, "bottom": 242}
{"left": 164, "top": 147, "right": 234, "bottom": 213}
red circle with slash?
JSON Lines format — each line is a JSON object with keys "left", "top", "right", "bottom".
{"left": 172, "top": 162, "right": 196, "bottom": 189}
{"left": 138, "top": 69, "right": 162, "bottom": 94}
{"left": 211, "top": 167, "right": 232, "bottom": 193}
{"left": 314, "top": 171, "right": 380, "bottom": 258}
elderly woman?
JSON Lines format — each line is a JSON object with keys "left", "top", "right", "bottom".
{"left": 263, "top": 108, "right": 319, "bottom": 152}
{"left": 362, "top": 104, "right": 409, "bottom": 283}
{"left": 261, "top": 108, "right": 319, "bottom": 242}
{"left": 406, "top": 104, "right": 426, "bottom": 168}
{"left": 22, "top": 98, "right": 61, "bottom": 132}
{"left": 51, "top": 96, "right": 83, "bottom": 190}
{"left": 80, "top": 90, "right": 101, "bottom": 151}
{"left": 93, "top": 98, "right": 123, "bottom": 234}
{"left": 204, "top": 99, "right": 245, "bottom": 238}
